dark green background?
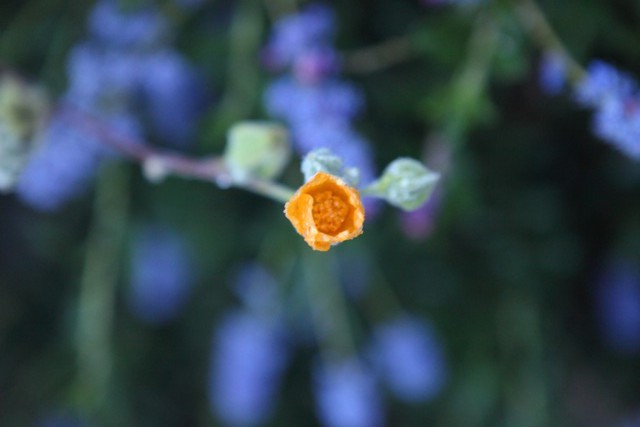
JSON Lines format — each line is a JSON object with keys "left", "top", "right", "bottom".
{"left": 1, "top": 0, "right": 640, "bottom": 426}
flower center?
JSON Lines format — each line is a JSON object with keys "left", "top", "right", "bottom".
{"left": 311, "top": 191, "right": 349, "bottom": 234}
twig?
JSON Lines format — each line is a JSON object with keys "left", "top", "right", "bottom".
{"left": 59, "top": 104, "right": 295, "bottom": 204}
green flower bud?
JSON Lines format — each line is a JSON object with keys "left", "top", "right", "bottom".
{"left": 364, "top": 158, "right": 439, "bottom": 211}
{"left": 0, "top": 73, "right": 49, "bottom": 192}
{"left": 224, "top": 121, "right": 291, "bottom": 182}
{"left": 301, "top": 148, "right": 359, "bottom": 187}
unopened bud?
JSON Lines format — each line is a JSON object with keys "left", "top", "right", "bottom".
{"left": 301, "top": 148, "right": 359, "bottom": 187}
{"left": 224, "top": 121, "right": 290, "bottom": 182}
{"left": 364, "top": 158, "right": 439, "bottom": 211}
{"left": 0, "top": 73, "right": 49, "bottom": 192}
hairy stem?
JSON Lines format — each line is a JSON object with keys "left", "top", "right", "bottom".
{"left": 60, "top": 105, "right": 295, "bottom": 204}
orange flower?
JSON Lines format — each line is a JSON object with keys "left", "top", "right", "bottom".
{"left": 284, "top": 172, "right": 365, "bottom": 251}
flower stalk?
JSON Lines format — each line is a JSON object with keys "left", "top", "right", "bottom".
{"left": 59, "top": 105, "right": 296, "bottom": 204}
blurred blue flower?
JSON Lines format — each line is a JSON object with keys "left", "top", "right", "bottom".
{"left": 264, "top": 77, "right": 375, "bottom": 184}
{"left": 293, "top": 119, "right": 375, "bottom": 184}
{"left": 369, "top": 315, "right": 446, "bottom": 402}
{"left": 292, "top": 45, "right": 340, "bottom": 84}
{"left": 209, "top": 311, "right": 289, "bottom": 426}
{"left": 265, "top": 76, "right": 363, "bottom": 124}
{"left": 19, "top": 0, "right": 208, "bottom": 210}
{"left": 15, "top": 114, "right": 105, "bottom": 211}
{"left": 88, "top": 0, "right": 168, "bottom": 49}
{"left": 591, "top": 97, "right": 640, "bottom": 159}
{"left": 128, "top": 225, "right": 194, "bottom": 324}
{"left": 263, "top": 4, "right": 378, "bottom": 190}
{"left": 539, "top": 51, "right": 566, "bottom": 95}
{"left": 69, "top": 0, "right": 205, "bottom": 144}
{"left": 17, "top": 0, "right": 211, "bottom": 211}
{"left": 314, "top": 357, "right": 384, "bottom": 427}
{"left": 15, "top": 104, "right": 142, "bottom": 212}
{"left": 232, "top": 262, "right": 280, "bottom": 315}
{"left": 262, "top": 3, "right": 335, "bottom": 70}
{"left": 575, "top": 61, "right": 635, "bottom": 108}
{"left": 594, "top": 259, "right": 640, "bottom": 354}
{"left": 574, "top": 61, "right": 640, "bottom": 160}
{"left": 66, "top": 43, "right": 142, "bottom": 113}
{"left": 140, "top": 49, "right": 205, "bottom": 145}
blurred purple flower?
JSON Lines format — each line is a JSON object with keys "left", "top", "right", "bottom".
{"left": 128, "top": 225, "right": 194, "bottom": 324}
{"left": 265, "top": 77, "right": 363, "bottom": 124}
{"left": 16, "top": 104, "right": 142, "bottom": 212}
{"left": 594, "top": 259, "right": 640, "bottom": 354}
{"left": 232, "top": 262, "right": 280, "bottom": 314}
{"left": 592, "top": 97, "right": 640, "bottom": 159}
{"left": 400, "top": 187, "right": 442, "bottom": 240}
{"left": 539, "top": 51, "right": 566, "bottom": 95}
{"left": 265, "top": 76, "right": 375, "bottom": 184}
{"left": 293, "top": 45, "right": 340, "bottom": 84}
{"left": 262, "top": 4, "right": 335, "bottom": 70}
{"left": 88, "top": 0, "right": 168, "bottom": 49}
{"left": 293, "top": 119, "right": 375, "bottom": 184}
{"left": 66, "top": 43, "right": 142, "bottom": 112}
{"left": 140, "top": 49, "right": 205, "bottom": 145}
{"left": 573, "top": 61, "right": 640, "bottom": 160}
{"left": 209, "top": 311, "right": 289, "bottom": 426}
{"left": 20, "top": 0, "right": 208, "bottom": 210}
{"left": 263, "top": 4, "right": 378, "bottom": 192}
{"left": 370, "top": 315, "right": 446, "bottom": 402}
{"left": 15, "top": 114, "right": 105, "bottom": 211}
{"left": 314, "top": 357, "right": 384, "bottom": 427}
{"left": 575, "top": 61, "right": 635, "bottom": 108}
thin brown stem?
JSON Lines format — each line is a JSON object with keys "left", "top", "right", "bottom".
{"left": 58, "top": 104, "right": 295, "bottom": 203}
